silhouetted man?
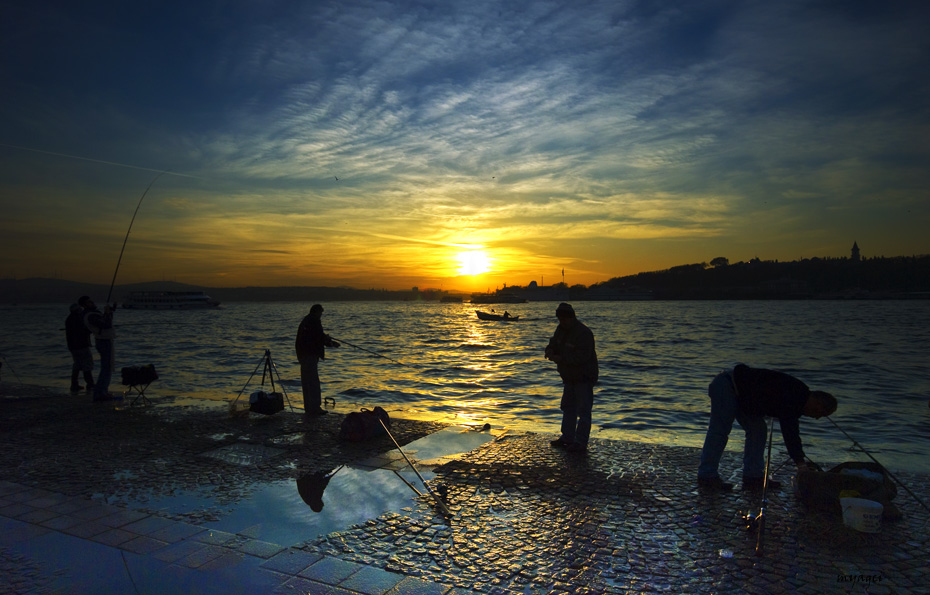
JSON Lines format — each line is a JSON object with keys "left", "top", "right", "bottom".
{"left": 697, "top": 364, "right": 837, "bottom": 491}
{"left": 545, "top": 303, "right": 599, "bottom": 453}
{"left": 295, "top": 304, "right": 339, "bottom": 416}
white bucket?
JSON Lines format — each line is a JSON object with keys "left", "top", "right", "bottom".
{"left": 840, "top": 497, "right": 883, "bottom": 533}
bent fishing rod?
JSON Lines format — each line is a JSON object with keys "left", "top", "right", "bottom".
{"left": 105, "top": 171, "right": 168, "bottom": 305}
{"left": 826, "top": 416, "right": 930, "bottom": 514}
{"left": 332, "top": 337, "right": 408, "bottom": 367}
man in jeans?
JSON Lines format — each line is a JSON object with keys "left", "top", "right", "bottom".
{"left": 697, "top": 364, "right": 837, "bottom": 491}
{"left": 545, "top": 303, "right": 599, "bottom": 453}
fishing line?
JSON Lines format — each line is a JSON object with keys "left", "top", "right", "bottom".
{"left": 106, "top": 171, "right": 168, "bottom": 304}
{"left": 0, "top": 353, "right": 24, "bottom": 385}
{"left": 826, "top": 416, "right": 930, "bottom": 514}
{"left": 332, "top": 337, "right": 409, "bottom": 367}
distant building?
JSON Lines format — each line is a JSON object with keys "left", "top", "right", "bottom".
{"left": 851, "top": 242, "right": 860, "bottom": 262}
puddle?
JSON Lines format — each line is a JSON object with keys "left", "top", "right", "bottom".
{"left": 123, "top": 426, "right": 495, "bottom": 547}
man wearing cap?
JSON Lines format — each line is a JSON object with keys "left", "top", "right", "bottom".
{"left": 295, "top": 304, "right": 340, "bottom": 416}
{"left": 545, "top": 303, "right": 599, "bottom": 453}
{"left": 697, "top": 364, "right": 838, "bottom": 491}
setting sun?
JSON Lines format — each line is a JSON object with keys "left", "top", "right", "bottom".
{"left": 457, "top": 250, "right": 491, "bottom": 276}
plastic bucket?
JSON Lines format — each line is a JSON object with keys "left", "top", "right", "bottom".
{"left": 840, "top": 497, "right": 883, "bottom": 533}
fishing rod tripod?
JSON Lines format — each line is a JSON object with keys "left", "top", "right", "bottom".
{"left": 232, "top": 349, "right": 295, "bottom": 413}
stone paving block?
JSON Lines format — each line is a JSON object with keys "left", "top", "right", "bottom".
{"left": 70, "top": 502, "right": 120, "bottom": 521}
{"left": 14, "top": 507, "right": 60, "bottom": 524}
{"left": 176, "top": 544, "right": 230, "bottom": 568}
{"left": 275, "top": 576, "right": 355, "bottom": 594}
{"left": 121, "top": 515, "right": 176, "bottom": 536}
{"left": 149, "top": 521, "right": 205, "bottom": 543}
{"left": 29, "top": 493, "right": 73, "bottom": 509}
{"left": 390, "top": 576, "right": 454, "bottom": 595}
{"left": 0, "top": 517, "right": 51, "bottom": 544}
{"left": 91, "top": 527, "right": 138, "bottom": 547}
{"left": 192, "top": 528, "right": 239, "bottom": 546}
{"left": 299, "top": 556, "right": 366, "bottom": 584}
{"left": 338, "top": 564, "right": 404, "bottom": 594}
{"left": 98, "top": 508, "right": 149, "bottom": 528}
{"left": 121, "top": 535, "right": 170, "bottom": 555}
{"left": 39, "top": 514, "right": 85, "bottom": 531}
{"left": 261, "top": 549, "right": 324, "bottom": 575}
{"left": 63, "top": 519, "right": 111, "bottom": 539}
{"left": 152, "top": 539, "right": 211, "bottom": 563}
{"left": 0, "top": 481, "right": 22, "bottom": 496}
{"left": 3, "top": 488, "right": 54, "bottom": 503}
{"left": 47, "top": 498, "right": 95, "bottom": 515}
{"left": 0, "top": 502, "right": 34, "bottom": 518}
{"left": 197, "top": 549, "right": 248, "bottom": 572}
{"left": 238, "top": 538, "right": 287, "bottom": 559}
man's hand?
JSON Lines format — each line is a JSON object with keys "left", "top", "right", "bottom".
{"left": 331, "top": 341, "right": 340, "bottom": 348}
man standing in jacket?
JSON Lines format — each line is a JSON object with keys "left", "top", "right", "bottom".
{"left": 295, "top": 304, "right": 340, "bottom": 416}
{"left": 697, "top": 364, "right": 837, "bottom": 491}
{"left": 66, "top": 299, "right": 96, "bottom": 393}
{"left": 82, "top": 297, "right": 118, "bottom": 402}
{"left": 545, "top": 303, "right": 599, "bottom": 453}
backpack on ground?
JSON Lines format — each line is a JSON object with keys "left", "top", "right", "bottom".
{"left": 339, "top": 407, "right": 391, "bottom": 441}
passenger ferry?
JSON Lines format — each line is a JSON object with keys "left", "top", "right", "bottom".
{"left": 121, "top": 291, "right": 221, "bottom": 310}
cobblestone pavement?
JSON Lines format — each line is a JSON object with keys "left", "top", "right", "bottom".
{"left": 1, "top": 387, "right": 928, "bottom": 593}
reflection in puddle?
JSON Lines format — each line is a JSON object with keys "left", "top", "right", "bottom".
{"left": 123, "top": 426, "right": 495, "bottom": 547}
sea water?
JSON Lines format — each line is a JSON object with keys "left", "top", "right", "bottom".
{"left": 2, "top": 300, "right": 928, "bottom": 473}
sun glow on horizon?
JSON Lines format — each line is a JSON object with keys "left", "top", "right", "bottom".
{"left": 457, "top": 250, "right": 491, "bottom": 276}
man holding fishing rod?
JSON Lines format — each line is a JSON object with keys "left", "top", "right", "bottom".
{"left": 80, "top": 296, "right": 120, "bottom": 402}
{"left": 295, "top": 304, "right": 339, "bottom": 416}
{"left": 697, "top": 364, "right": 837, "bottom": 491}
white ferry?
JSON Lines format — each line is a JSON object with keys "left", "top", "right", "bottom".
{"left": 121, "top": 291, "right": 221, "bottom": 310}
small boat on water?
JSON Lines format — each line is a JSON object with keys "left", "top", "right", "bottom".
{"left": 121, "top": 291, "right": 221, "bottom": 310}
{"left": 475, "top": 310, "right": 519, "bottom": 321}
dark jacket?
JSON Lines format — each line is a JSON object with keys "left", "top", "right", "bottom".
{"left": 546, "top": 319, "right": 599, "bottom": 384}
{"left": 66, "top": 306, "right": 91, "bottom": 351}
{"left": 733, "top": 364, "right": 810, "bottom": 463}
{"left": 295, "top": 314, "right": 334, "bottom": 360}
{"left": 83, "top": 307, "right": 115, "bottom": 343}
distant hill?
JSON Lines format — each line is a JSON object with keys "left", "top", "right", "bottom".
{"left": 3, "top": 253, "right": 928, "bottom": 304}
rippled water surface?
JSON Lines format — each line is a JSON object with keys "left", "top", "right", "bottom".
{"left": 2, "top": 300, "right": 928, "bottom": 472}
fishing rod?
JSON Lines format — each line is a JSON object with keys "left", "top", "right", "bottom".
{"left": 105, "top": 171, "right": 168, "bottom": 305}
{"left": 378, "top": 418, "right": 452, "bottom": 516}
{"left": 756, "top": 418, "right": 776, "bottom": 557}
{"left": 0, "top": 353, "right": 24, "bottom": 385}
{"left": 332, "top": 337, "right": 409, "bottom": 367}
{"left": 826, "top": 416, "right": 930, "bottom": 514}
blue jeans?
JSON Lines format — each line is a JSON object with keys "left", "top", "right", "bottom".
{"left": 698, "top": 371, "right": 768, "bottom": 479}
{"left": 299, "top": 355, "right": 322, "bottom": 410}
{"left": 93, "top": 340, "right": 114, "bottom": 398}
{"left": 559, "top": 381, "right": 594, "bottom": 446}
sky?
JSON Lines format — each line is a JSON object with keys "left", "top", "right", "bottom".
{"left": 2, "top": 0, "right": 929, "bottom": 292}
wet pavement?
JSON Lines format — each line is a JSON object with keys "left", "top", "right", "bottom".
{"left": 1, "top": 385, "right": 929, "bottom": 593}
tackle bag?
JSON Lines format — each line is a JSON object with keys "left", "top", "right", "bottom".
{"left": 796, "top": 461, "right": 899, "bottom": 519}
{"left": 249, "top": 390, "right": 284, "bottom": 415}
{"left": 339, "top": 407, "right": 391, "bottom": 442}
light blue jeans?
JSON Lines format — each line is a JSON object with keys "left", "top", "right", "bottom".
{"left": 560, "top": 381, "right": 594, "bottom": 446}
{"left": 698, "top": 371, "right": 768, "bottom": 479}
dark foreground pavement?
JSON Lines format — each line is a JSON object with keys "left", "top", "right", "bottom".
{"left": 1, "top": 386, "right": 928, "bottom": 594}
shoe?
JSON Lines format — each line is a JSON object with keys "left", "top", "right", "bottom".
{"left": 550, "top": 438, "right": 570, "bottom": 448}
{"left": 697, "top": 477, "right": 734, "bottom": 492}
{"left": 93, "top": 393, "right": 124, "bottom": 402}
{"left": 306, "top": 408, "right": 328, "bottom": 416}
{"left": 742, "top": 477, "right": 782, "bottom": 491}
{"left": 70, "top": 385, "right": 83, "bottom": 393}
{"left": 566, "top": 443, "right": 588, "bottom": 453}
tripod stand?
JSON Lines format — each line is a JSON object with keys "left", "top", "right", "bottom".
{"left": 233, "top": 349, "right": 294, "bottom": 413}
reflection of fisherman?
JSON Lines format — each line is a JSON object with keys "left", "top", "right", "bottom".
{"left": 296, "top": 467, "right": 342, "bottom": 512}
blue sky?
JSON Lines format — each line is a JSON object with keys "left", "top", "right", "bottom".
{"left": 2, "top": 0, "right": 928, "bottom": 290}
